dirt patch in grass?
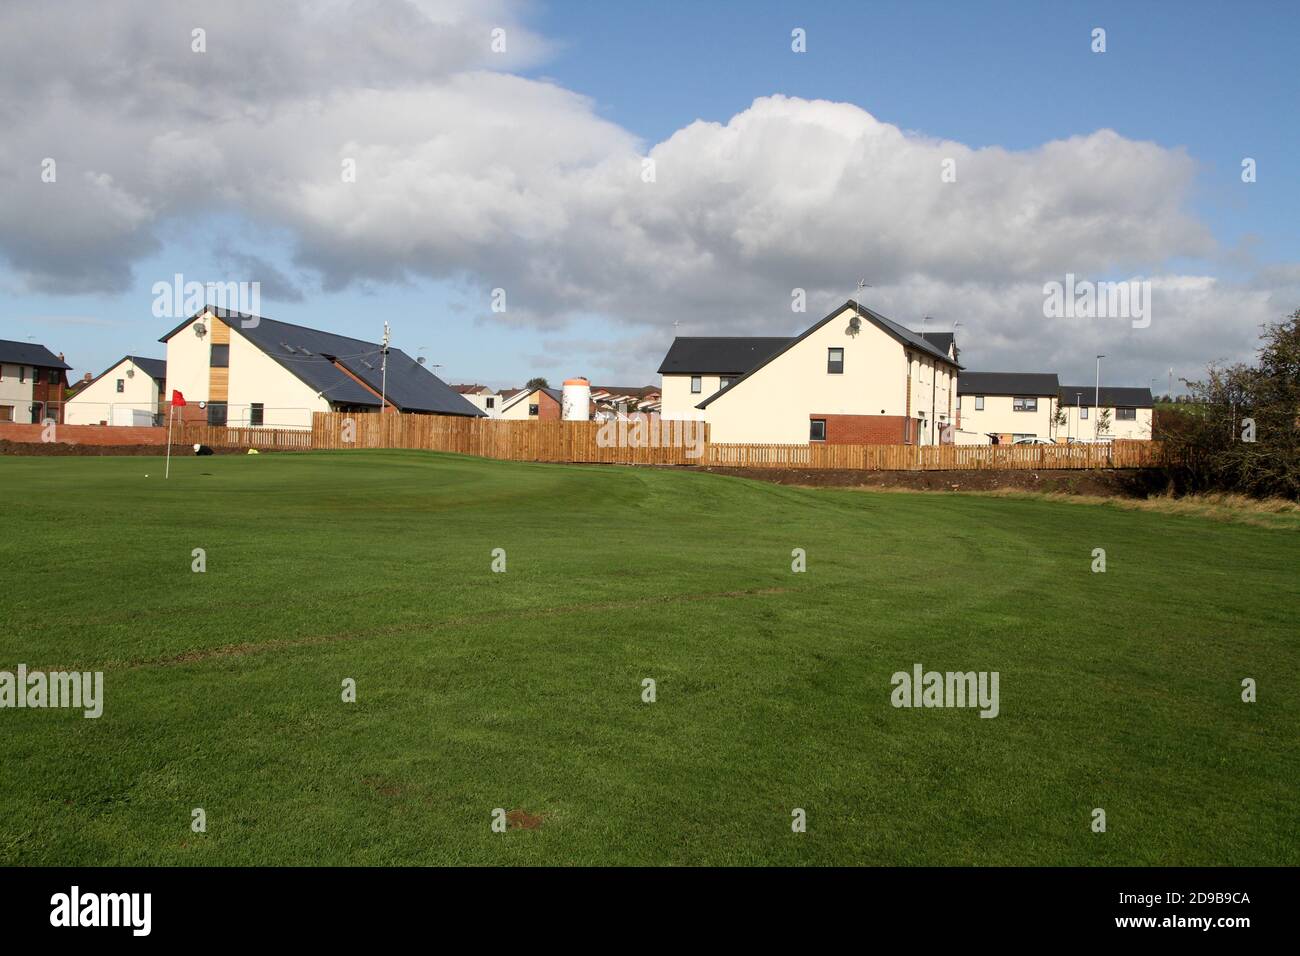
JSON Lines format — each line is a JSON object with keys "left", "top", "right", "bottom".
{"left": 0, "top": 439, "right": 254, "bottom": 456}
{"left": 362, "top": 777, "right": 405, "bottom": 798}
{"left": 697, "top": 465, "right": 1157, "bottom": 496}
{"left": 506, "top": 810, "right": 544, "bottom": 830}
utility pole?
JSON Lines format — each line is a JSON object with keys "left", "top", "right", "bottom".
{"left": 1094, "top": 354, "right": 1105, "bottom": 438}
{"left": 380, "top": 321, "right": 391, "bottom": 413}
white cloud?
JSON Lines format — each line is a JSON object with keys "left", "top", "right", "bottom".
{"left": 0, "top": 0, "right": 1293, "bottom": 384}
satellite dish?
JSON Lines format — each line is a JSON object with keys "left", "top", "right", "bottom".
{"left": 417, "top": 356, "right": 426, "bottom": 365}
{"left": 198, "top": 400, "right": 207, "bottom": 409}
{"left": 194, "top": 321, "right": 208, "bottom": 337}
{"left": 847, "top": 315, "right": 862, "bottom": 335}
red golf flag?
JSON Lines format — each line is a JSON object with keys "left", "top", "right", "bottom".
{"left": 171, "top": 390, "right": 187, "bottom": 407}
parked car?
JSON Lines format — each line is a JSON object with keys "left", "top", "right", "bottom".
{"left": 1012, "top": 437, "right": 1054, "bottom": 445}
{"left": 1067, "top": 437, "right": 1113, "bottom": 445}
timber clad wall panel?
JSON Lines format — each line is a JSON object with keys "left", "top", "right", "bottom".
{"left": 209, "top": 319, "right": 231, "bottom": 345}
{"left": 176, "top": 413, "right": 1168, "bottom": 470}
{"left": 208, "top": 367, "right": 229, "bottom": 402}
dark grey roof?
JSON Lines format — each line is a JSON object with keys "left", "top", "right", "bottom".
{"left": 696, "top": 301, "right": 960, "bottom": 409}
{"left": 919, "top": 331, "right": 957, "bottom": 357}
{"left": 0, "top": 339, "right": 70, "bottom": 369}
{"left": 162, "top": 308, "right": 483, "bottom": 416}
{"left": 958, "top": 372, "right": 1060, "bottom": 396}
{"left": 1059, "top": 386, "right": 1153, "bottom": 409}
{"left": 657, "top": 337, "right": 792, "bottom": 375}
{"left": 126, "top": 356, "right": 166, "bottom": 380}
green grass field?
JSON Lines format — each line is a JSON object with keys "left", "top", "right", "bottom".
{"left": 1, "top": 451, "right": 1296, "bottom": 866}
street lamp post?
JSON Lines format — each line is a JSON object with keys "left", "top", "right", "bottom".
{"left": 1094, "top": 355, "right": 1105, "bottom": 438}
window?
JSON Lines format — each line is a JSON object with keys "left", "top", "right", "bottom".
{"left": 18, "top": 366, "right": 25, "bottom": 383}
{"left": 210, "top": 344, "right": 230, "bottom": 368}
{"left": 974, "top": 396, "right": 985, "bottom": 411}
{"left": 1080, "top": 407, "right": 1089, "bottom": 420}
{"left": 528, "top": 403, "right": 539, "bottom": 416}
{"left": 116, "top": 379, "right": 125, "bottom": 393}
{"left": 1013, "top": 396, "right": 1038, "bottom": 412}
{"left": 810, "top": 419, "right": 827, "bottom": 442}
{"left": 485, "top": 397, "right": 495, "bottom": 409}
{"left": 690, "top": 376, "right": 702, "bottom": 394}
{"left": 827, "top": 348, "right": 844, "bottom": 374}
{"left": 1116, "top": 407, "right": 1137, "bottom": 421}
{"left": 207, "top": 402, "right": 227, "bottom": 426}
{"left": 719, "top": 377, "right": 732, "bottom": 389}
{"left": 0, "top": 405, "right": 12, "bottom": 422}
{"left": 249, "top": 403, "right": 264, "bottom": 426}
{"left": 32, "top": 369, "right": 42, "bottom": 384}
{"left": 956, "top": 395, "right": 962, "bottom": 410}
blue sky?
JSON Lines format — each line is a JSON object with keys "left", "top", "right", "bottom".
{"left": 1, "top": 0, "right": 1296, "bottom": 392}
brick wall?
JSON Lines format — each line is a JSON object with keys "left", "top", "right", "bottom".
{"left": 810, "top": 414, "right": 917, "bottom": 444}
{"left": 538, "top": 392, "right": 561, "bottom": 421}
{"left": 0, "top": 422, "right": 170, "bottom": 445}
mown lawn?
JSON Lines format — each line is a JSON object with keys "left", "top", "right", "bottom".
{"left": 1, "top": 451, "right": 1296, "bottom": 866}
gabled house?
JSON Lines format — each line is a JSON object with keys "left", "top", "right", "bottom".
{"left": 660, "top": 301, "right": 961, "bottom": 445}
{"left": 159, "top": 307, "right": 483, "bottom": 430}
{"left": 64, "top": 355, "right": 166, "bottom": 426}
{"left": 956, "top": 372, "right": 1061, "bottom": 443}
{"left": 1058, "top": 385, "right": 1154, "bottom": 440}
{"left": 452, "top": 384, "right": 502, "bottom": 418}
{"left": 0, "top": 339, "right": 71, "bottom": 424}
{"left": 498, "top": 385, "right": 562, "bottom": 420}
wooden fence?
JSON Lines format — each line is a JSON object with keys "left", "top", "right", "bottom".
{"left": 309, "top": 413, "right": 709, "bottom": 466}
{"left": 180, "top": 413, "right": 1167, "bottom": 471}
{"left": 178, "top": 423, "right": 315, "bottom": 450}
{"left": 706, "top": 439, "right": 1164, "bottom": 471}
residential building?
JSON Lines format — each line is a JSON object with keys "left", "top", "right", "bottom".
{"left": 0, "top": 339, "right": 70, "bottom": 424}
{"left": 498, "top": 385, "right": 562, "bottom": 420}
{"left": 1058, "top": 385, "right": 1154, "bottom": 440}
{"left": 956, "top": 372, "right": 1061, "bottom": 443}
{"left": 453, "top": 384, "right": 502, "bottom": 418}
{"left": 159, "top": 307, "right": 482, "bottom": 430}
{"left": 591, "top": 385, "right": 661, "bottom": 419}
{"left": 658, "top": 337, "right": 790, "bottom": 421}
{"left": 64, "top": 356, "right": 166, "bottom": 426}
{"left": 661, "top": 301, "right": 961, "bottom": 444}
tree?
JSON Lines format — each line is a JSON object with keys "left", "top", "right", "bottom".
{"left": 1095, "top": 407, "right": 1112, "bottom": 437}
{"left": 525, "top": 377, "right": 550, "bottom": 391}
{"left": 1162, "top": 309, "right": 1300, "bottom": 498}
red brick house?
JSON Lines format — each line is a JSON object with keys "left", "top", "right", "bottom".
{"left": 0, "top": 339, "right": 71, "bottom": 424}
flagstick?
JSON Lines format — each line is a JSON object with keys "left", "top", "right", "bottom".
{"left": 165, "top": 404, "right": 174, "bottom": 479}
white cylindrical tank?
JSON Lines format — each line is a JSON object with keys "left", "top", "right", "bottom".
{"left": 562, "top": 377, "right": 591, "bottom": 421}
